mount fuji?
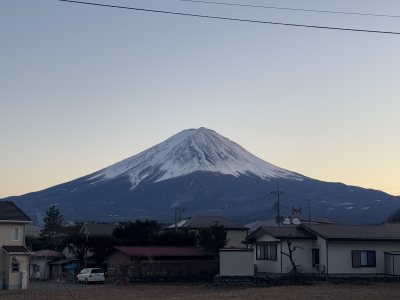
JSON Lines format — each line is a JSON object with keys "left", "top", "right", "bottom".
{"left": 3, "top": 128, "right": 400, "bottom": 223}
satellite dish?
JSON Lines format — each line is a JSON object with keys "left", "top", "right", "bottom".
{"left": 291, "top": 218, "right": 301, "bottom": 225}
{"left": 283, "top": 217, "right": 291, "bottom": 225}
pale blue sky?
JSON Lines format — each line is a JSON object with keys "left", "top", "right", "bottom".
{"left": 1, "top": 0, "right": 399, "bottom": 197}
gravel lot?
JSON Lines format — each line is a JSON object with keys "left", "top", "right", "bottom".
{"left": 1, "top": 281, "right": 400, "bottom": 300}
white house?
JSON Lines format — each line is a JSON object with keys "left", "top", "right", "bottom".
{"left": 246, "top": 223, "right": 400, "bottom": 275}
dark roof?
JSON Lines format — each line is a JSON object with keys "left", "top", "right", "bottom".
{"left": 177, "top": 215, "right": 247, "bottom": 230}
{"left": 245, "top": 220, "right": 294, "bottom": 234}
{"left": 114, "top": 246, "right": 214, "bottom": 257}
{"left": 3, "top": 245, "right": 31, "bottom": 254}
{"left": 248, "top": 226, "right": 316, "bottom": 240}
{"left": 0, "top": 201, "right": 31, "bottom": 222}
{"left": 81, "top": 223, "right": 116, "bottom": 236}
{"left": 302, "top": 223, "right": 400, "bottom": 241}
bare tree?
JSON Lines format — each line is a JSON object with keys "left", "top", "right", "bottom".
{"left": 281, "top": 238, "right": 303, "bottom": 279}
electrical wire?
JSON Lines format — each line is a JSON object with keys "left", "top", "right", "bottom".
{"left": 177, "top": 0, "right": 400, "bottom": 19}
{"left": 58, "top": 0, "right": 400, "bottom": 35}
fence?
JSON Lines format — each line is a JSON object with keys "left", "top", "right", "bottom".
{"left": 114, "top": 260, "right": 219, "bottom": 281}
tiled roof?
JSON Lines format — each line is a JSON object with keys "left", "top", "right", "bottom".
{"left": 3, "top": 245, "right": 31, "bottom": 254}
{"left": 302, "top": 223, "right": 400, "bottom": 241}
{"left": 249, "top": 226, "right": 316, "bottom": 240}
{"left": 0, "top": 201, "right": 31, "bottom": 222}
{"left": 114, "top": 246, "right": 214, "bottom": 257}
{"left": 177, "top": 215, "right": 247, "bottom": 230}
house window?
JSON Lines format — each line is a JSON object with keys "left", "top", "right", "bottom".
{"left": 12, "top": 227, "right": 19, "bottom": 241}
{"left": 11, "top": 257, "right": 20, "bottom": 272}
{"left": 352, "top": 250, "right": 376, "bottom": 267}
{"left": 256, "top": 243, "right": 277, "bottom": 260}
{"left": 312, "top": 249, "right": 320, "bottom": 266}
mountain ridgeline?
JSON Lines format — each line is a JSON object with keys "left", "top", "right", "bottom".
{"left": 3, "top": 128, "right": 399, "bottom": 224}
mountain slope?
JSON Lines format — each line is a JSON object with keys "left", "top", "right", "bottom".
{"left": 88, "top": 127, "right": 302, "bottom": 189}
{"left": 3, "top": 128, "right": 400, "bottom": 224}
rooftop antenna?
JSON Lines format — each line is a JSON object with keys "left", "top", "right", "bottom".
{"left": 271, "top": 183, "right": 284, "bottom": 226}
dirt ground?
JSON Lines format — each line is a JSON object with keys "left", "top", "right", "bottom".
{"left": 2, "top": 281, "right": 400, "bottom": 300}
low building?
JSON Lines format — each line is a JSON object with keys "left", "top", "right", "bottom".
{"left": 108, "top": 246, "right": 218, "bottom": 279}
{"left": 247, "top": 223, "right": 400, "bottom": 275}
{"left": 0, "top": 201, "right": 31, "bottom": 290}
{"left": 29, "top": 250, "right": 65, "bottom": 280}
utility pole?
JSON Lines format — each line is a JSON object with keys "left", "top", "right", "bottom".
{"left": 271, "top": 184, "right": 284, "bottom": 226}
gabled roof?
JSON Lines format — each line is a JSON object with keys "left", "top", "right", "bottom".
{"left": 0, "top": 201, "right": 31, "bottom": 222}
{"left": 114, "top": 246, "right": 214, "bottom": 257}
{"left": 248, "top": 226, "right": 316, "bottom": 241}
{"left": 3, "top": 245, "right": 31, "bottom": 254}
{"left": 301, "top": 223, "right": 400, "bottom": 241}
{"left": 173, "top": 215, "right": 247, "bottom": 230}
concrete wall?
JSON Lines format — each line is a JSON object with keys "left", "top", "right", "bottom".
{"left": 220, "top": 249, "right": 254, "bottom": 276}
{"left": 326, "top": 241, "right": 400, "bottom": 274}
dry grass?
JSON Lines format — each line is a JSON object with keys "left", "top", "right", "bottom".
{"left": 2, "top": 282, "right": 400, "bottom": 300}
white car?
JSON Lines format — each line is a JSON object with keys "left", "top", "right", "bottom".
{"left": 76, "top": 268, "right": 105, "bottom": 284}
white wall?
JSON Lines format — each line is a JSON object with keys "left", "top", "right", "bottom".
{"left": 253, "top": 234, "right": 316, "bottom": 274}
{"left": 326, "top": 241, "right": 400, "bottom": 274}
{"left": 280, "top": 239, "right": 315, "bottom": 273}
{"left": 253, "top": 234, "right": 281, "bottom": 273}
{"left": 220, "top": 249, "right": 254, "bottom": 276}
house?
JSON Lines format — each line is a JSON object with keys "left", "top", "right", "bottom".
{"left": 29, "top": 250, "right": 65, "bottom": 280}
{"left": 246, "top": 223, "right": 400, "bottom": 275}
{"left": 302, "top": 223, "right": 400, "bottom": 274}
{"left": 0, "top": 201, "right": 31, "bottom": 290}
{"left": 171, "top": 215, "right": 248, "bottom": 248}
{"left": 108, "top": 246, "right": 218, "bottom": 279}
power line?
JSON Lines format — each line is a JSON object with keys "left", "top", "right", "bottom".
{"left": 58, "top": 0, "right": 400, "bottom": 35}
{"left": 177, "top": 0, "right": 400, "bottom": 19}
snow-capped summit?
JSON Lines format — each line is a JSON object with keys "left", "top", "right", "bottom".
{"left": 89, "top": 127, "right": 303, "bottom": 189}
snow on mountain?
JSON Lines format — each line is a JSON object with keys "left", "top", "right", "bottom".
{"left": 88, "top": 127, "right": 303, "bottom": 189}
